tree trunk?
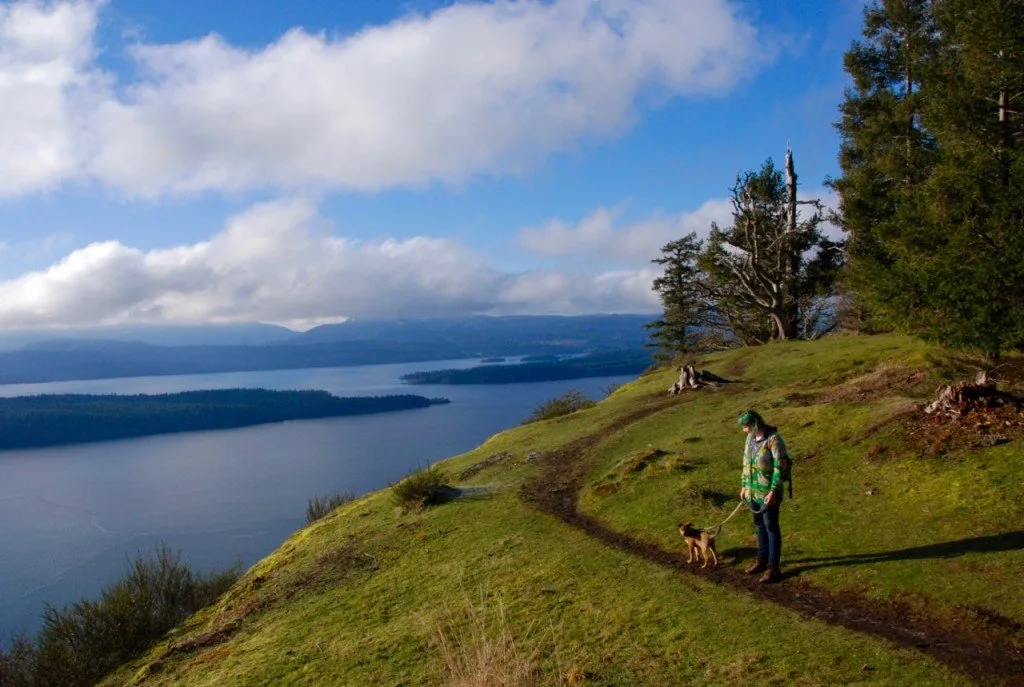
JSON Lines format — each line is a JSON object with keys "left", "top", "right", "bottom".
{"left": 999, "top": 85, "right": 1010, "bottom": 189}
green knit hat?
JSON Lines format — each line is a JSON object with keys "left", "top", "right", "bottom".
{"left": 738, "top": 409, "right": 764, "bottom": 430}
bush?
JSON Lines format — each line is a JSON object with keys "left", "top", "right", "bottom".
{"left": 0, "top": 545, "right": 240, "bottom": 687}
{"left": 306, "top": 491, "right": 356, "bottom": 524}
{"left": 390, "top": 464, "right": 456, "bottom": 511}
{"left": 601, "top": 383, "right": 622, "bottom": 398}
{"left": 522, "top": 389, "right": 595, "bottom": 424}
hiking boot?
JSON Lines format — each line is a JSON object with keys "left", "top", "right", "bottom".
{"left": 744, "top": 559, "right": 767, "bottom": 575}
{"left": 759, "top": 564, "right": 781, "bottom": 584}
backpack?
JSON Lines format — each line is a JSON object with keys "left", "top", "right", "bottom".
{"left": 778, "top": 443, "right": 793, "bottom": 498}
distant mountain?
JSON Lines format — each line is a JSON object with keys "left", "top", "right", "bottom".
{"left": 0, "top": 315, "right": 654, "bottom": 385}
{"left": 291, "top": 315, "right": 653, "bottom": 353}
{"left": 0, "top": 323, "right": 296, "bottom": 351}
{"left": 0, "top": 340, "right": 467, "bottom": 384}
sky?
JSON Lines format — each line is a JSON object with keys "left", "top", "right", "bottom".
{"left": 0, "top": 0, "right": 866, "bottom": 331}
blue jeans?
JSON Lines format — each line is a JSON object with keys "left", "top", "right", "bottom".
{"left": 753, "top": 501, "right": 782, "bottom": 566}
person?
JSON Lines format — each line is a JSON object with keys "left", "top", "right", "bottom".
{"left": 737, "top": 409, "right": 787, "bottom": 583}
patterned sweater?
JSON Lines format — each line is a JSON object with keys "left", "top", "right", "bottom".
{"left": 741, "top": 430, "right": 787, "bottom": 505}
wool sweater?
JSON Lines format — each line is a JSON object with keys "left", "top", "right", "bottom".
{"left": 741, "top": 429, "right": 787, "bottom": 505}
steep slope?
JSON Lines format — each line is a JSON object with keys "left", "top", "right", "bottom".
{"left": 102, "top": 334, "right": 1024, "bottom": 686}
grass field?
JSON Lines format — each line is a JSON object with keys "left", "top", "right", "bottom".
{"left": 100, "top": 333, "right": 1024, "bottom": 686}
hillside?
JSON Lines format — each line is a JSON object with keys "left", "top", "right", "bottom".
{"left": 101, "top": 334, "right": 1024, "bottom": 686}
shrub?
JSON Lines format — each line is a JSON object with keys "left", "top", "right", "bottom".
{"left": 391, "top": 464, "right": 456, "bottom": 511}
{"left": 522, "top": 390, "right": 595, "bottom": 424}
{"left": 601, "top": 383, "right": 622, "bottom": 398}
{"left": 306, "top": 491, "right": 356, "bottom": 524}
{"left": 0, "top": 545, "right": 240, "bottom": 687}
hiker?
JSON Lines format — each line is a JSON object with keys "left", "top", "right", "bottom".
{"left": 738, "top": 409, "right": 787, "bottom": 583}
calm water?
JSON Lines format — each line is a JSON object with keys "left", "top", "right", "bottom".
{"left": 0, "top": 360, "right": 631, "bottom": 641}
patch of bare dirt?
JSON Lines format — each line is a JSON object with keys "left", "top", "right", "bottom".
{"left": 459, "top": 452, "right": 512, "bottom": 480}
{"left": 819, "top": 364, "right": 930, "bottom": 404}
{"left": 904, "top": 404, "right": 1024, "bottom": 457}
{"left": 520, "top": 396, "right": 1024, "bottom": 685}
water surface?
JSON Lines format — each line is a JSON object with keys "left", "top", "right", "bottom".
{"left": 0, "top": 360, "right": 630, "bottom": 640}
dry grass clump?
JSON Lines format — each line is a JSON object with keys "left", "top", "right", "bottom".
{"left": 391, "top": 464, "right": 458, "bottom": 511}
{"left": 587, "top": 447, "right": 694, "bottom": 499}
{"left": 432, "top": 601, "right": 541, "bottom": 687}
{"left": 523, "top": 390, "right": 596, "bottom": 424}
{"left": 306, "top": 491, "right": 356, "bottom": 524}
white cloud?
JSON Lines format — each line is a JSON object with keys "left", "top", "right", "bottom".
{"left": 0, "top": 198, "right": 661, "bottom": 328}
{"left": 515, "top": 197, "right": 734, "bottom": 264}
{"left": 0, "top": 0, "right": 106, "bottom": 196}
{"left": 0, "top": 0, "right": 767, "bottom": 197}
{"left": 516, "top": 182, "right": 844, "bottom": 266}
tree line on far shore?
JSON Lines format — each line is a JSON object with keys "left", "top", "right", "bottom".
{"left": 0, "top": 389, "right": 448, "bottom": 451}
{"left": 648, "top": 0, "right": 1024, "bottom": 359}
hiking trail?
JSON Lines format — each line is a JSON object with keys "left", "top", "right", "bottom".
{"left": 519, "top": 396, "right": 1024, "bottom": 685}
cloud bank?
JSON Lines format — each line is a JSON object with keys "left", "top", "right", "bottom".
{"left": 0, "top": 0, "right": 766, "bottom": 197}
{"left": 0, "top": 198, "right": 663, "bottom": 328}
{"left": 515, "top": 198, "right": 734, "bottom": 263}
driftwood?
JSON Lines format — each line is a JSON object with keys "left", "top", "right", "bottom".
{"left": 924, "top": 371, "right": 1019, "bottom": 419}
{"left": 670, "top": 365, "right": 737, "bottom": 395}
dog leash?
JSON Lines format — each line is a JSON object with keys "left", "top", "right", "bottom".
{"left": 703, "top": 500, "right": 747, "bottom": 537}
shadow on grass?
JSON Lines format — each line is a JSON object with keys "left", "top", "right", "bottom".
{"left": 784, "top": 531, "right": 1024, "bottom": 577}
{"left": 456, "top": 485, "right": 499, "bottom": 501}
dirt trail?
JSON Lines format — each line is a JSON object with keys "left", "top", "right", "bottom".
{"left": 519, "top": 396, "right": 1024, "bottom": 685}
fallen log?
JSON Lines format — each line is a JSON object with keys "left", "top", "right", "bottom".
{"left": 669, "top": 364, "right": 737, "bottom": 395}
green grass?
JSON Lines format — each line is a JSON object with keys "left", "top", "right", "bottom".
{"left": 98, "top": 333, "right": 1022, "bottom": 686}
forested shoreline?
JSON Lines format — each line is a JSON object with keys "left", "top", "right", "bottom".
{"left": 401, "top": 350, "right": 651, "bottom": 384}
{"left": 0, "top": 389, "right": 449, "bottom": 450}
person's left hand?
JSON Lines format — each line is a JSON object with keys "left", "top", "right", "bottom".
{"left": 763, "top": 490, "right": 776, "bottom": 506}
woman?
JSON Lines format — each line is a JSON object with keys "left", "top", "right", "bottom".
{"left": 738, "top": 409, "right": 787, "bottom": 583}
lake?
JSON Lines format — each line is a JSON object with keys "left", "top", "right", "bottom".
{"left": 0, "top": 359, "right": 633, "bottom": 641}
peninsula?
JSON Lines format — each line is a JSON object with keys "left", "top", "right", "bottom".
{"left": 0, "top": 389, "right": 449, "bottom": 450}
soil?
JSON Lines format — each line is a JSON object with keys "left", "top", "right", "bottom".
{"left": 520, "top": 395, "right": 1024, "bottom": 685}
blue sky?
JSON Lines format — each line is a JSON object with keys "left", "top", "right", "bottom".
{"left": 0, "top": 0, "right": 865, "bottom": 330}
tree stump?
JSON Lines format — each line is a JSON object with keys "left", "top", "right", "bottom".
{"left": 924, "top": 371, "right": 1018, "bottom": 418}
{"left": 670, "top": 365, "right": 737, "bottom": 394}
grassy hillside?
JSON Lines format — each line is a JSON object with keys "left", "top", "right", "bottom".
{"left": 101, "top": 334, "right": 1024, "bottom": 686}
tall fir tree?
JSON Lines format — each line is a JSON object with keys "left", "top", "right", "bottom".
{"left": 645, "top": 234, "right": 710, "bottom": 359}
{"left": 914, "top": 0, "right": 1024, "bottom": 354}
{"left": 834, "top": 0, "right": 1024, "bottom": 355}
{"left": 830, "top": 0, "right": 936, "bottom": 333}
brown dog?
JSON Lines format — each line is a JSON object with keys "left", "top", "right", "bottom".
{"left": 679, "top": 522, "right": 718, "bottom": 568}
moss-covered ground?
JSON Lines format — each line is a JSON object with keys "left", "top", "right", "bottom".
{"left": 101, "top": 334, "right": 1024, "bottom": 686}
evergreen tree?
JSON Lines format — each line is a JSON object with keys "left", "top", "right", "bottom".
{"left": 833, "top": 0, "right": 1024, "bottom": 355}
{"left": 829, "top": 0, "right": 936, "bottom": 333}
{"left": 914, "top": 0, "right": 1024, "bottom": 354}
{"left": 645, "top": 234, "right": 711, "bottom": 358}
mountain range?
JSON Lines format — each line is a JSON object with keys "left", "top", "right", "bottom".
{"left": 0, "top": 315, "right": 654, "bottom": 385}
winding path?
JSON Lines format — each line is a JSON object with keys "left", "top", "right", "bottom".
{"left": 519, "top": 396, "right": 1024, "bottom": 685}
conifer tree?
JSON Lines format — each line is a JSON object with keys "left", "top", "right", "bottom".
{"left": 833, "top": 0, "right": 1024, "bottom": 355}
{"left": 830, "top": 0, "right": 936, "bottom": 332}
{"left": 645, "top": 234, "right": 710, "bottom": 358}
{"left": 914, "top": 0, "right": 1024, "bottom": 354}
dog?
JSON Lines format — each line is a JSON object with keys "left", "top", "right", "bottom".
{"left": 679, "top": 522, "right": 718, "bottom": 568}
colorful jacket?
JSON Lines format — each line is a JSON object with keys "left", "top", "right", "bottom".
{"left": 741, "top": 429, "right": 787, "bottom": 505}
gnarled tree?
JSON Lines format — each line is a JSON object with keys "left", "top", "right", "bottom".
{"left": 700, "top": 151, "right": 841, "bottom": 342}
